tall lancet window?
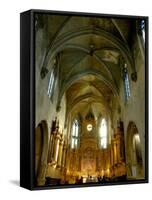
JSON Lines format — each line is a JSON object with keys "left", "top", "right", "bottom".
{"left": 140, "top": 19, "right": 145, "bottom": 43}
{"left": 71, "top": 119, "right": 79, "bottom": 149}
{"left": 123, "top": 64, "right": 131, "bottom": 102}
{"left": 47, "top": 67, "right": 55, "bottom": 99}
{"left": 99, "top": 118, "right": 107, "bottom": 149}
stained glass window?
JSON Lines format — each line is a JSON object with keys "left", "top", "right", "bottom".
{"left": 47, "top": 68, "right": 55, "bottom": 99}
{"left": 71, "top": 120, "right": 79, "bottom": 149}
{"left": 99, "top": 118, "right": 107, "bottom": 149}
{"left": 123, "top": 64, "right": 131, "bottom": 102}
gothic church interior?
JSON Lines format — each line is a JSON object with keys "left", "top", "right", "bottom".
{"left": 35, "top": 13, "right": 146, "bottom": 186}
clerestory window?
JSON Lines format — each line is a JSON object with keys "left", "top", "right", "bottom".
{"left": 123, "top": 64, "right": 131, "bottom": 102}
{"left": 47, "top": 67, "right": 55, "bottom": 100}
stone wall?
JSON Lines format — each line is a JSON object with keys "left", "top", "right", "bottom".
{"left": 35, "top": 24, "right": 67, "bottom": 134}
{"left": 111, "top": 31, "right": 145, "bottom": 178}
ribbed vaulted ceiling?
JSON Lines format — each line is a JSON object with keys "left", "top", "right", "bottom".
{"left": 37, "top": 13, "right": 136, "bottom": 120}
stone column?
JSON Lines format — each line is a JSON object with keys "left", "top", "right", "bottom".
{"left": 110, "top": 145, "right": 114, "bottom": 176}
{"left": 57, "top": 136, "right": 64, "bottom": 168}
{"left": 61, "top": 143, "right": 67, "bottom": 168}
{"left": 53, "top": 133, "right": 60, "bottom": 163}
{"left": 117, "top": 138, "right": 121, "bottom": 163}
{"left": 110, "top": 144, "right": 114, "bottom": 167}
{"left": 114, "top": 140, "right": 117, "bottom": 164}
{"left": 96, "top": 153, "right": 98, "bottom": 172}
{"left": 65, "top": 146, "right": 70, "bottom": 171}
{"left": 37, "top": 163, "right": 47, "bottom": 186}
{"left": 121, "top": 137, "right": 125, "bottom": 161}
{"left": 48, "top": 132, "right": 55, "bottom": 163}
{"left": 78, "top": 155, "right": 81, "bottom": 171}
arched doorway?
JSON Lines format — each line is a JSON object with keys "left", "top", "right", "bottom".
{"left": 126, "top": 122, "right": 144, "bottom": 179}
{"left": 35, "top": 120, "right": 49, "bottom": 186}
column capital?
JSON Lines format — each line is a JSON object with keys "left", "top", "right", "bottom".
{"left": 131, "top": 71, "right": 137, "bottom": 82}
{"left": 56, "top": 104, "right": 61, "bottom": 112}
{"left": 40, "top": 67, "right": 48, "bottom": 79}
